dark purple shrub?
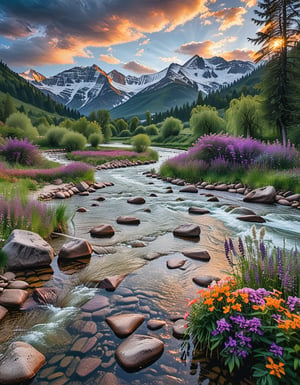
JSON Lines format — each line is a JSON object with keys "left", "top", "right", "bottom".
{"left": 1, "top": 138, "right": 41, "bottom": 166}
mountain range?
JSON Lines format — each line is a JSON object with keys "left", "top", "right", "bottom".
{"left": 19, "top": 55, "right": 255, "bottom": 118}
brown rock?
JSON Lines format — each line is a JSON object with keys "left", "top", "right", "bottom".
{"left": 277, "top": 199, "right": 291, "bottom": 206}
{"left": 243, "top": 185, "right": 276, "bottom": 204}
{"left": 127, "top": 197, "right": 146, "bottom": 204}
{"left": 179, "top": 185, "right": 198, "bottom": 193}
{"left": 230, "top": 207, "right": 256, "bottom": 216}
{"left": 237, "top": 215, "right": 266, "bottom": 223}
{"left": 144, "top": 208, "right": 151, "bottom": 213}
{"left": 55, "top": 192, "right": 65, "bottom": 199}
{"left": 32, "top": 287, "right": 57, "bottom": 305}
{"left": 106, "top": 313, "right": 145, "bottom": 338}
{"left": 0, "top": 289, "right": 28, "bottom": 308}
{"left": 79, "top": 191, "right": 90, "bottom": 196}
{"left": 147, "top": 319, "right": 166, "bottom": 330}
{"left": 192, "top": 275, "right": 221, "bottom": 287}
{"left": 115, "top": 334, "right": 164, "bottom": 371}
{"left": 149, "top": 193, "right": 157, "bottom": 197}
{"left": 76, "top": 181, "right": 89, "bottom": 192}
{"left": 215, "top": 184, "right": 228, "bottom": 191}
{"left": 204, "top": 184, "right": 215, "bottom": 190}
{"left": 81, "top": 295, "right": 110, "bottom": 312}
{"left": 286, "top": 194, "right": 300, "bottom": 202}
{"left": 97, "top": 274, "right": 127, "bottom": 291}
{"left": 90, "top": 224, "right": 115, "bottom": 238}
{"left": 100, "top": 373, "right": 120, "bottom": 385}
{"left": 2, "top": 229, "right": 54, "bottom": 270}
{"left": 93, "top": 182, "right": 106, "bottom": 189}
{"left": 116, "top": 216, "right": 140, "bottom": 225}
{"left": 6, "top": 280, "right": 29, "bottom": 290}
{"left": 207, "top": 196, "right": 219, "bottom": 202}
{"left": 182, "top": 249, "right": 211, "bottom": 262}
{"left": 69, "top": 320, "right": 97, "bottom": 336}
{"left": 166, "top": 258, "right": 186, "bottom": 269}
{"left": 2, "top": 272, "right": 15, "bottom": 281}
{"left": 95, "top": 196, "right": 106, "bottom": 201}
{"left": 76, "top": 207, "right": 88, "bottom": 212}
{"left": 76, "top": 357, "right": 102, "bottom": 378}
{"left": 0, "top": 341, "right": 45, "bottom": 384}
{"left": 173, "top": 224, "right": 200, "bottom": 238}
{"left": 188, "top": 207, "right": 210, "bottom": 215}
{"left": 58, "top": 239, "right": 92, "bottom": 259}
{"left": 0, "top": 304, "right": 8, "bottom": 321}
{"left": 172, "top": 319, "right": 186, "bottom": 339}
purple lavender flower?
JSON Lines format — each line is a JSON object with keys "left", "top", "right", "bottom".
{"left": 286, "top": 296, "right": 300, "bottom": 312}
{"left": 230, "top": 315, "right": 246, "bottom": 328}
{"left": 235, "top": 332, "right": 252, "bottom": 348}
{"left": 238, "top": 237, "right": 245, "bottom": 258}
{"left": 225, "top": 336, "right": 237, "bottom": 349}
{"left": 269, "top": 343, "right": 283, "bottom": 357}
{"left": 212, "top": 318, "right": 232, "bottom": 336}
{"left": 224, "top": 240, "right": 233, "bottom": 268}
{"left": 245, "top": 317, "right": 263, "bottom": 335}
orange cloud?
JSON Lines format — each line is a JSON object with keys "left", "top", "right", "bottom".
{"left": 139, "top": 38, "right": 150, "bottom": 45}
{"left": 201, "top": 7, "right": 247, "bottom": 31}
{"left": 100, "top": 54, "right": 120, "bottom": 64}
{"left": 241, "top": 0, "right": 257, "bottom": 8}
{"left": 222, "top": 49, "right": 256, "bottom": 61}
{"left": 203, "top": 20, "right": 212, "bottom": 25}
{"left": 159, "top": 56, "right": 181, "bottom": 63}
{"left": 135, "top": 48, "right": 144, "bottom": 56}
{"left": 176, "top": 38, "right": 234, "bottom": 57}
{"left": 122, "top": 61, "right": 156, "bottom": 74}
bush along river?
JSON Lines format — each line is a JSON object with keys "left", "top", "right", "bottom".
{"left": 0, "top": 147, "right": 299, "bottom": 385}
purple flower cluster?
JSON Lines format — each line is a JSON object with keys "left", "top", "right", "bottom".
{"left": 286, "top": 296, "right": 300, "bottom": 312}
{"left": 269, "top": 343, "right": 283, "bottom": 357}
{"left": 224, "top": 332, "right": 252, "bottom": 358}
{"left": 229, "top": 315, "right": 263, "bottom": 335}
{"left": 237, "top": 287, "right": 270, "bottom": 305}
{"left": 211, "top": 318, "right": 232, "bottom": 336}
{"left": 0, "top": 137, "right": 40, "bottom": 166}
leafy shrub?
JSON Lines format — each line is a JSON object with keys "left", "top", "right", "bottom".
{"left": 190, "top": 105, "right": 224, "bottom": 136}
{"left": 145, "top": 124, "right": 159, "bottom": 136}
{"left": 134, "top": 126, "right": 146, "bottom": 135}
{"left": 119, "top": 129, "right": 131, "bottom": 137}
{"left": 161, "top": 117, "right": 183, "bottom": 139}
{"left": 5, "top": 112, "right": 38, "bottom": 140}
{"left": 115, "top": 119, "right": 128, "bottom": 133}
{"left": 72, "top": 117, "right": 102, "bottom": 139}
{"left": 45, "top": 126, "right": 69, "bottom": 147}
{"left": 37, "top": 123, "right": 49, "bottom": 136}
{"left": 61, "top": 132, "right": 87, "bottom": 152}
{"left": 132, "top": 134, "right": 151, "bottom": 153}
{"left": 185, "top": 278, "right": 300, "bottom": 385}
{"left": 88, "top": 132, "right": 103, "bottom": 147}
{"left": 1, "top": 137, "right": 41, "bottom": 165}
{"left": 110, "top": 124, "right": 118, "bottom": 137}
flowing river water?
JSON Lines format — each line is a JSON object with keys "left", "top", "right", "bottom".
{"left": 1, "top": 146, "right": 300, "bottom": 385}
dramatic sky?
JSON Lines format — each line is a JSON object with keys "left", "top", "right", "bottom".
{"left": 0, "top": 0, "right": 259, "bottom": 77}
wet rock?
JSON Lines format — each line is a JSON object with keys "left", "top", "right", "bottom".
{"left": 215, "top": 184, "right": 228, "bottom": 191}
{"left": 76, "top": 181, "right": 89, "bottom": 192}
{"left": 71, "top": 336, "right": 97, "bottom": 354}
{"left": 0, "top": 304, "right": 8, "bottom": 321}
{"left": 97, "top": 274, "right": 127, "bottom": 291}
{"left": 81, "top": 295, "right": 110, "bottom": 312}
{"left": 93, "top": 182, "right": 106, "bottom": 189}
{"left": 204, "top": 184, "right": 215, "bottom": 190}
{"left": 188, "top": 207, "right": 210, "bottom": 215}
{"left": 32, "top": 287, "right": 57, "bottom": 305}
{"left": 182, "top": 249, "right": 211, "bottom": 262}
{"left": 2, "top": 272, "right": 15, "bottom": 281}
{"left": 69, "top": 320, "right": 97, "bottom": 336}
{"left": 207, "top": 196, "right": 219, "bottom": 202}
{"left": 115, "top": 334, "right": 164, "bottom": 371}
{"left": 237, "top": 187, "right": 246, "bottom": 194}
{"left": 91, "top": 203, "right": 99, "bottom": 207}
{"left": 6, "top": 280, "right": 29, "bottom": 290}
{"left": 58, "top": 239, "right": 92, "bottom": 259}
{"left": 230, "top": 207, "right": 256, "bottom": 216}
{"left": 165, "top": 189, "right": 173, "bottom": 193}
{"left": 100, "top": 373, "right": 120, "bottom": 385}
{"left": 76, "top": 207, "right": 88, "bottom": 212}
{"left": 106, "top": 313, "right": 145, "bottom": 338}
{"left": 144, "top": 208, "right": 151, "bottom": 213}
{"left": 277, "top": 199, "right": 291, "bottom": 206}
{"left": 144, "top": 252, "right": 161, "bottom": 261}
{"left": 192, "top": 275, "right": 221, "bottom": 287}
{"left": 128, "top": 240, "right": 146, "bottom": 248}
{"left": 0, "top": 289, "right": 28, "bottom": 308}
{"left": 79, "top": 191, "right": 90, "bottom": 196}
{"left": 179, "top": 185, "right": 198, "bottom": 193}
{"left": 237, "top": 215, "right": 266, "bottom": 223}
{"left": 0, "top": 341, "right": 45, "bottom": 384}
{"left": 95, "top": 196, "right": 106, "bottom": 201}
{"left": 149, "top": 193, "right": 157, "bottom": 197}
{"left": 243, "top": 185, "right": 276, "bottom": 204}
{"left": 166, "top": 258, "right": 186, "bottom": 269}
{"left": 286, "top": 193, "right": 300, "bottom": 202}
{"left": 172, "top": 319, "right": 186, "bottom": 339}
{"left": 127, "top": 197, "right": 145, "bottom": 205}
{"left": 116, "top": 216, "right": 140, "bottom": 225}
{"left": 147, "top": 319, "right": 166, "bottom": 330}
{"left": 173, "top": 224, "right": 200, "bottom": 238}
{"left": 76, "top": 357, "right": 102, "bottom": 377}
{"left": 3, "top": 230, "right": 54, "bottom": 270}
{"left": 55, "top": 192, "right": 65, "bottom": 199}
{"left": 90, "top": 224, "right": 115, "bottom": 238}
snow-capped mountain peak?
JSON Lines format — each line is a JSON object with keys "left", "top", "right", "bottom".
{"left": 19, "top": 68, "right": 46, "bottom": 82}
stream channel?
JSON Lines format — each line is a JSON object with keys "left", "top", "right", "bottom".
{"left": 2, "top": 146, "right": 300, "bottom": 385}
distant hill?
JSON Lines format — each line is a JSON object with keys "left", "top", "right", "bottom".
{"left": 0, "top": 61, "right": 79, "bottom": 119}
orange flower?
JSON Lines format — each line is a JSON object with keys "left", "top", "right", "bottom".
{"left": 252, "top": 304, "right": 265, "bottom": 311}
{"left": 265, "top": 357, "right": 285, "bottom": 378}
{"left": 209, "top": 306, "right": 215, "bottom": 312}
{"left": 217, "top": 296, "right": 224, "bottom": 302}
{"left": 204, "top": 298, "right": 214, "bottom": 306}
{"left": 231, "top": 303, "right": 242, "bottom": 312}
{"left": 238, "top": 292, "right": 249, "bottom": 304}
{"left": 187, "top": 298, "right": 198, "bottom": 307}
{"left": 264, "top": 296, "right": 284, "bottom": 312}
{"left": 223, "top": 305, "right": 230, "bottom": 314}
{"left": 227, "top": 296, "right": 235, "bottom": 304}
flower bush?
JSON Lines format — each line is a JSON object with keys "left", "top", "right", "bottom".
{"left": 185, "top": 278, "right": 300, "bottom": 385}
{"left": 0, "top": 137, "right": 42, "bottom": 166}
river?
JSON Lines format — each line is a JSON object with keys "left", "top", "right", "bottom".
{"left": 2, "top": 146, "right": 300, "bottom": 385}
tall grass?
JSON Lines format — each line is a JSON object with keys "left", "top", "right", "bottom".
{"left": 224, "top": 226, "right": 300, "bottom": 299}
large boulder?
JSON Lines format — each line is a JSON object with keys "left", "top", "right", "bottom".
{"left": 243, "top": 186, "right": 276, "bottom": 204}
{"left": 237, "top": 215, "right": 266, "bottom": 223}
{"left": 179, "top": 185, "right": 198, "bottom": 193}
{"left": 188, "top": 207, "right": 210, "bottom": 215}
{"left": 115, "top": 334, "right": 164, "bottom": 371}
{"left": 89, "top": 224, "right": 115, "bottom": 238}
{"left": 182, "top": 249, "right": 211, "bottom": 262}
{"left": 0, "top": 289, "right": 29, "bottom": 308}
{"left": 58, "top": 239, "right": 92, "bottom": 259}
{"left": 173, "top": 224, "right": 200, "bottom": 238}
{"left": 0, "top": 341, "right": 45, "bottom": 384}
{"left": 2, "top": 230, "right": 54, "bottom": 270}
